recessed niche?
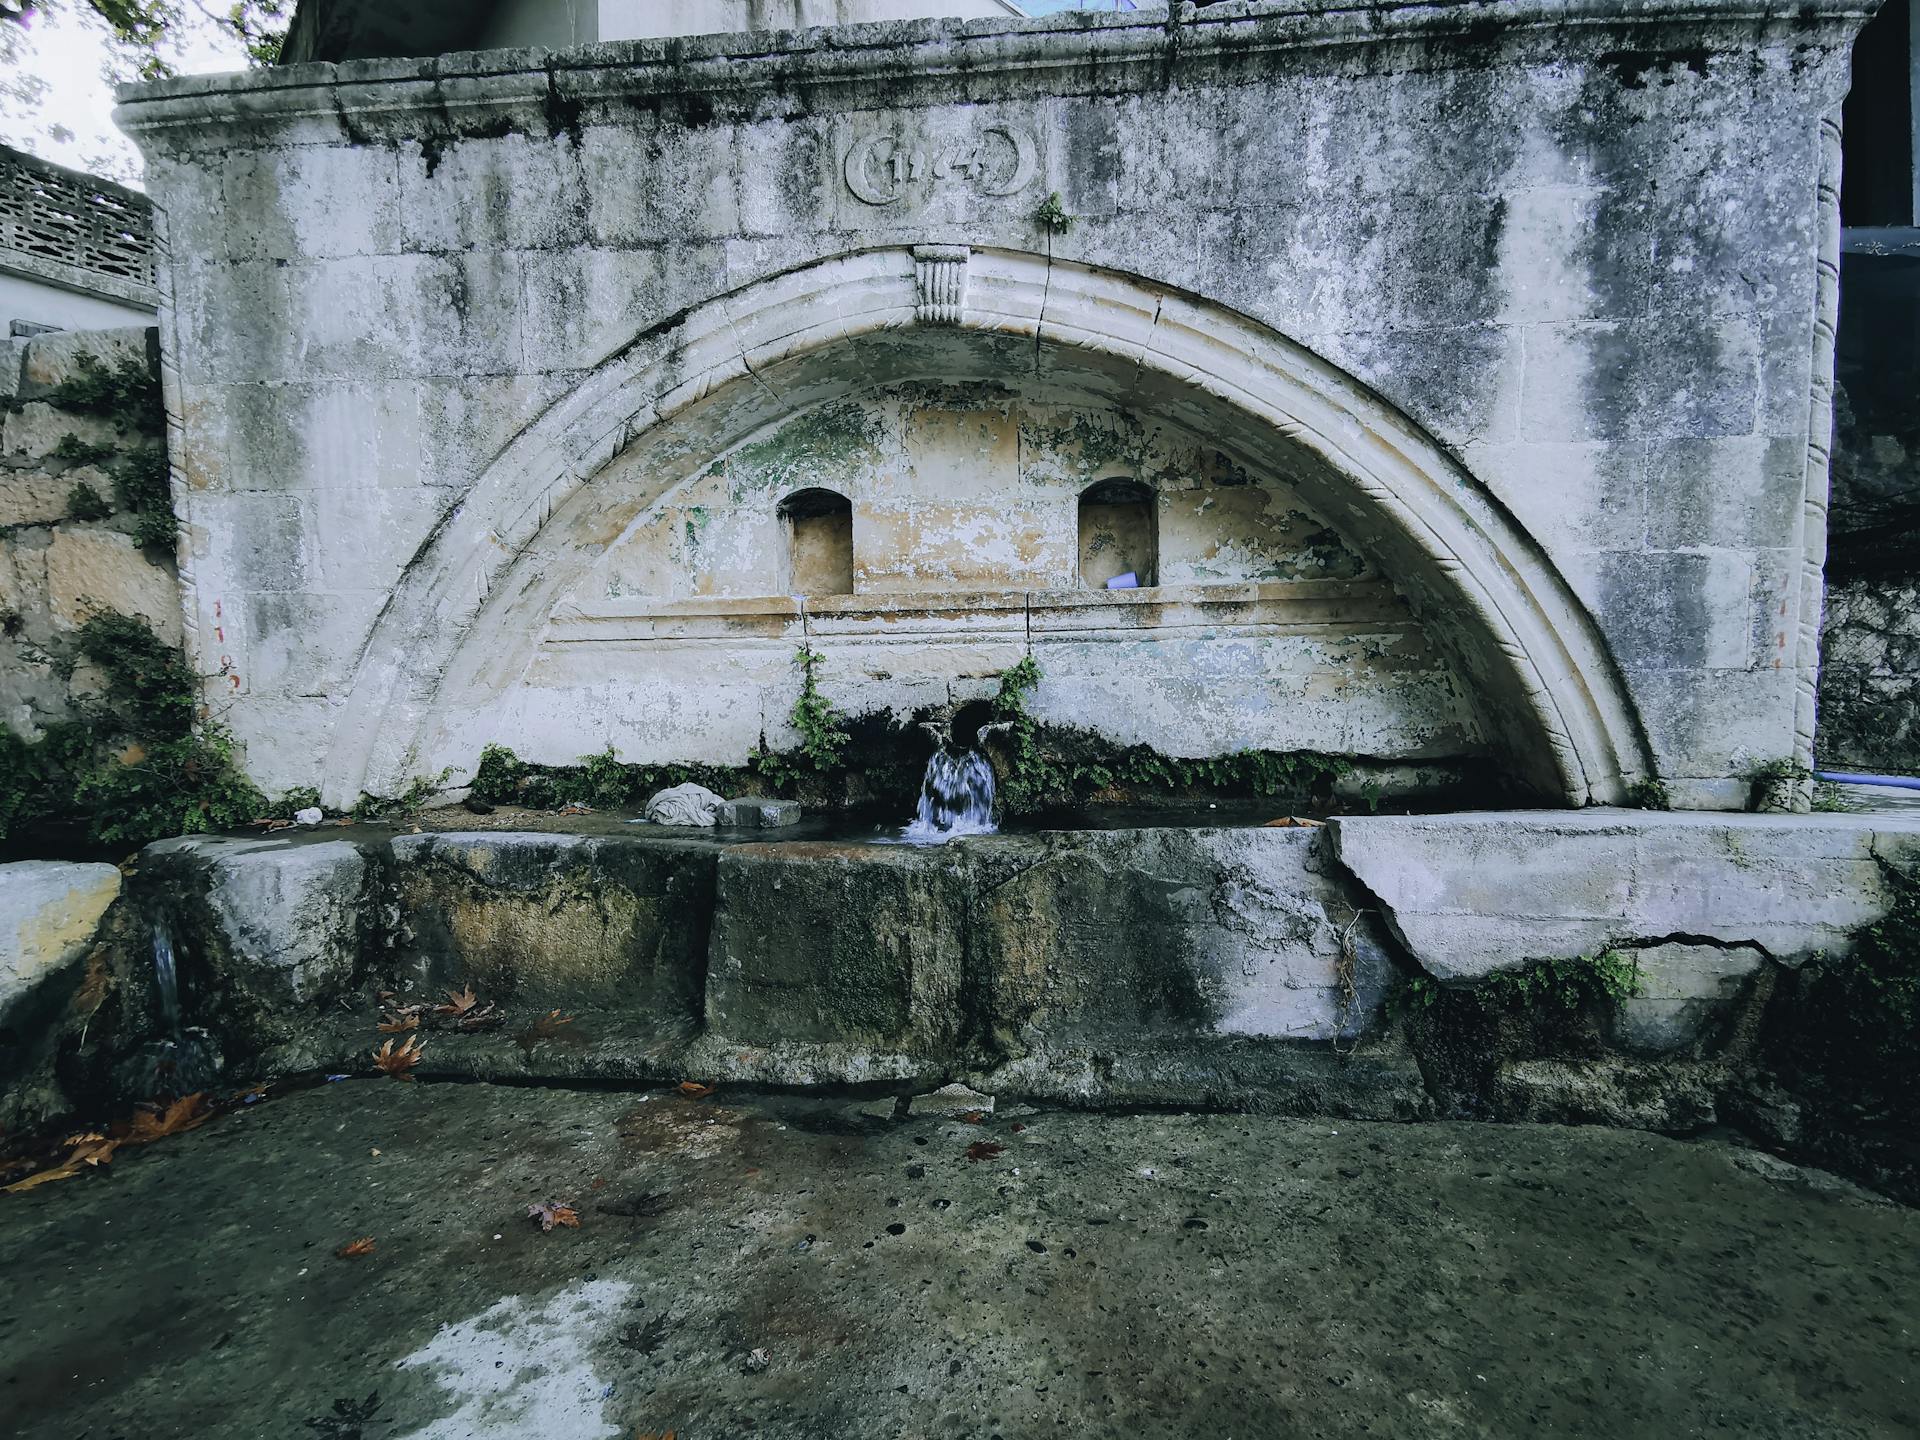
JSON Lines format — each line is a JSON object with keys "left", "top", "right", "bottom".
{"left": 1078, "top": 477, "right": 1157, "bottom": 588}
{"left": 779, "top": 487, "right": 854, "bottom": 596}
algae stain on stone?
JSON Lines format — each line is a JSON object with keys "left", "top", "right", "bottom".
{"left": 718, "top": 399, "right": 888, "bottom": 502}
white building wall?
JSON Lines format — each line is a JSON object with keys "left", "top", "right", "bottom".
{"left": 0, "top": 272, "right": 156, "bottom": 333}
{"left": 599, "top": 0, "right": 1019, "bottom": 41}
{"left": 474, "top": 0, "right": 598, "bottom": 49}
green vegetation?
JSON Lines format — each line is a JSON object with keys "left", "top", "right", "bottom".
{"left": 352, "top": 768, "right": 454, "bottom": 823}
{"left": 468, "top": 742, "right": 756, "bottom": 812}
{"left": 113, "top": 445, "right": 177, "bottom": 551}
{"left": 1625, "top": 776, "right": 1672, "bottom": 811}
{"left": 787, "top": 646, "right": 850, "bottom": 771}
{"left": 1394, "top": 952, "right": 1641, "bottom": 1023}
{"left": 66, "top": 481, "right": 111, "bottom": 522}
{"left": 987, "top": 654, "right": 1350, "bottom": 813}
{"left": 1788, "top": 859, "right": 1920, "bottom": 1097}
{"left": 1035, "top": 192, "right": 1073, "bottom": 234}
{"left": 1811, "top": 780, "right": 1858, "bottom": 813}
{"left": 750, "top": 646, "right": 850, "bottom": 791}
{"left": 40, "top": 351, "right": 162, "bottom": 432}
{"left": 4, "top": 2, "right": 289, "bottom": 81}
{"left": 0, "top": 611, "right": 263, "bottom": 849}
{"left": 51, "top": 433, "right": 112, "bottom": 467}
{"left": 466, "top": 650, "right": 852, "bottom": 813}
{"left": 1477, "top": 950, "right": 1642, "bottom": 1011}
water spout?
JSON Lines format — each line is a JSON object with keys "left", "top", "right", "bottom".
{"left": 153, "top": 920, "right": 181, "bottom": 1039}
{"left": 117, "top": 918, "right": 220, "bottom": 1100}
{"left": 903, "top": 748, "right": 997, "bottom": 843}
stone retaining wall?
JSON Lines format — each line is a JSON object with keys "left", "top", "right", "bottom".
{"left": 1819, "top": 580, "right": 1920, "bottom": 774}
{"left": 5, "top": 807, "right": 1919, "bottom": 1200}
{"left": 0, "top": 326, "right": 177, "bottom": 741}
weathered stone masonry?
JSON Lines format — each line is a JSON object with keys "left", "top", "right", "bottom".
{"left": 0, "top": 327, "right": 178, "bottom": 739}
{"left": 113, "top": 0, "right": 1867, "bottom": 810}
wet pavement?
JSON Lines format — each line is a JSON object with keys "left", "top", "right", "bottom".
{"left": 1, "top": 1079, "right": 1916, "bottom": 1439}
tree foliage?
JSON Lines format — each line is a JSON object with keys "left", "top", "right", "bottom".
{"left": 1, "top": 0, "right": 288, "bottom": 79}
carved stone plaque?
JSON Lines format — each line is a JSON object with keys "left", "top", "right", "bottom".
{"left": 843, "top": 123, "right": 1039, "bottom": 206}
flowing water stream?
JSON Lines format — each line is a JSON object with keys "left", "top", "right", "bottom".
{"left": 902, "top": 748, "right": 997, "bottom": 843}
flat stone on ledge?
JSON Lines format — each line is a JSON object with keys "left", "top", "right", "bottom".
{"left": 716, "top": 796, "right": 803, "bottom": 829}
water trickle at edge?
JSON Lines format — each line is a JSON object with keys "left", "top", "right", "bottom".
{"left": 902, "top": 748, "right": 997, "bottom": 843}
{"left": 153, "top": 920, "right": 181, "bottom": 1039}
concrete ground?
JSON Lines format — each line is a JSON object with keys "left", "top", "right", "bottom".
{"left": 1, "top": 1082, "right": 1916, "bottom": 1440}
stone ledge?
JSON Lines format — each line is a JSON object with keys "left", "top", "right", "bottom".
{"left": 113, "top": 0, "right": 1868, "bottom": 138}
{"left": 0, "top": 859, "right": 121, "bottom": 1025}
{"left": 1331, "top": 807, "right": 1920, "bottom": 981}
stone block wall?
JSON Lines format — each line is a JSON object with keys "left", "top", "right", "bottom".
{"left": 1820, "top": 581, "right": 1920, "bottom": 773}
{"left": 1816, "top": 250, "right": 1920, "bottom": 776}
{"left": 116, "top": 1, "right": 1863, "bottom": 809}
{"left": 0, "top": 327, "right": 179, "bottom": 741}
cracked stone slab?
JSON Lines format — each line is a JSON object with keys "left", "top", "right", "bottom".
{"left": 1329, "top": 808, "right": 1920, "bottom": 981}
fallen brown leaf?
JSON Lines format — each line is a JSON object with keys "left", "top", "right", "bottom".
{"left": 69, "top": 1136, "right": 120, "bottom": 1168}
{"left": 527, "top": 1200, "right": 580, "bottom": 1232}
{"left": 450, "top": 1003, "right": 500, "bottom": 1033}
{"left": 436, "top": 985, "right": 481, "bottom": 1018}
{"left": 376, "top": 1013, "right": 420, "bottom": 1033}
{"left": 1, "top": 1163, "right": 81, "bottom": 1194}
{"left": 372, "top": 1034, "right": 426, "bottom": 1079}
{"left": 126, "top": 1093, "right": 211, "bottom": 1143}
{"left": 965, "top": 1140, "right": 1005, "bottom": 1162}
{"left": 958, "top": 1110, "right": 986, "bottom": 1124}
{"left": 336, "top": 1236, "right": 376, "bottom": 1258}
{"left": 675, "top": 1081, "right": 715, "bottom": 1099}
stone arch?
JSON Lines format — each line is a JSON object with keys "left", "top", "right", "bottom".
{"left": 322, "top": 247, "right": 1652, "bottom": 808}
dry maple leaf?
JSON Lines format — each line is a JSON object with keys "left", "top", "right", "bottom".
{"left": 965, "top": 1140, "right": 1005, "bottom": 1162}
{"left": 633, "top": 1431, "right": 677, "bottom": 1440}
{"left": 372, "top": 1035, "right": 426, "bottom": 1079}
{"left": 436, "top": 985, "right": 481, "bottom": 1017}
{"left": 126, "top": 1093, "right": 211, "bottom": 1143}
{"left": 376, "top": 1013, "right": 420, "bottom": 1033}
{"left": 336, "top": 1236, "right": 376, "bottom": 1258}
{"left": 958, "top": 1110, "right": 986, "bottom": 1124}
{"left": 527, "top": 1200, "right": 580, "bottom": 1232}
{"left": 675, "top": 1081, "right": 715, "bottom": 1100}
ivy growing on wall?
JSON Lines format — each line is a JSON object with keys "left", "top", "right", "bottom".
{"left": 986, "top": 653, "right": 1352, "bottom": 814}
{"left": 0, "top": 611, "right": 264, "bottom": 851}
{"left": 468, "top": 742, "right": 758, "bottom": 812}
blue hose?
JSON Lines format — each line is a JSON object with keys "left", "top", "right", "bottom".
{"left": 1815, "top": 770, "right": 1920, "bottom": 791}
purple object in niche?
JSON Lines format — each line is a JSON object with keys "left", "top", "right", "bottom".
{"left": 1106, "top": 572, "right": 1139, "bottom": 590}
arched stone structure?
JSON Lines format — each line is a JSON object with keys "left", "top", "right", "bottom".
{"left": 324, "top": 247, "right": 1651, "bottom": 807}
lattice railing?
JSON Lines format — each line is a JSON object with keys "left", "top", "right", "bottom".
{"left": 0, "top": 145, "right": 154, "bottom": 293}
